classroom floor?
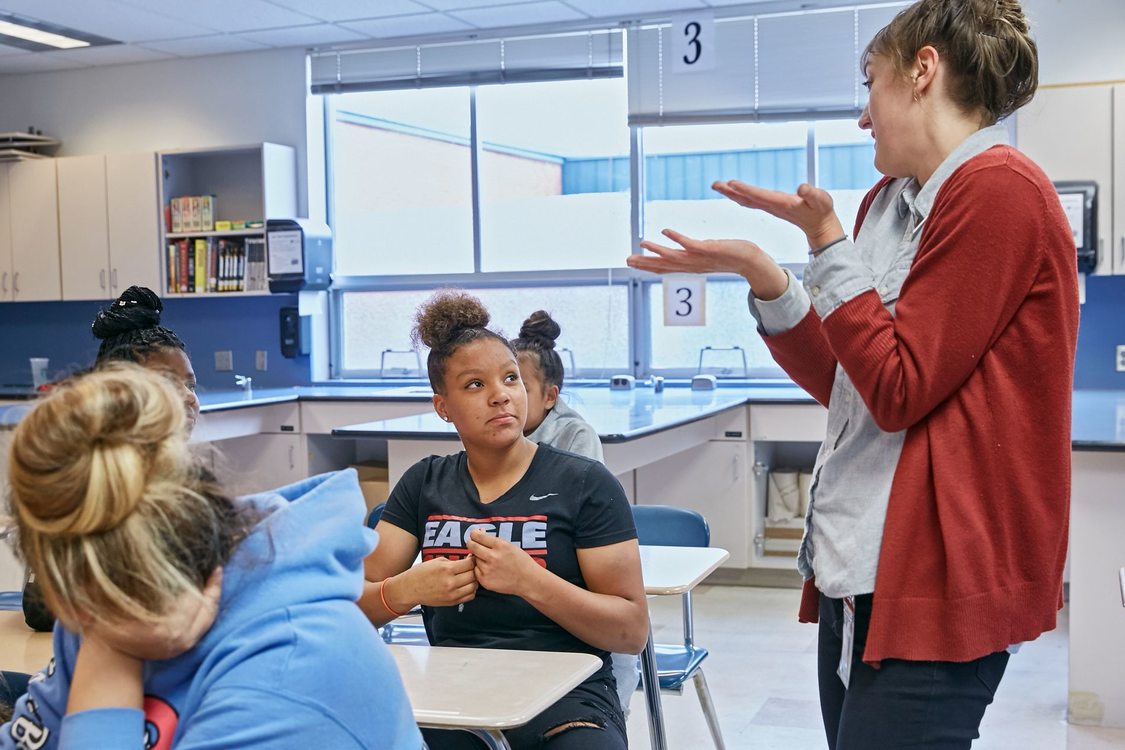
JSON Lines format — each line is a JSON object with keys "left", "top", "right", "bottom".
{"left": 2, "top": 588, "right": 1124, "bottom": 748}
{"left": 626, "top": 585, "right": 1125, "bottom": 749}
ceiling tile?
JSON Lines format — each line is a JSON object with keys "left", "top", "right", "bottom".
{"left": 340, "top": 13, "right": 476, "bottom": 38}
{"left": 137, "top": 34, "right": 272, "bottom": 57}
{"left": 563, "top": 0, "right": 706, "bottom": 16}
{"left": 418, "top": 0, "right": 544, "bottom": 9}
{"left": 449, "top": 2, "right": 587, "bottom": 27}
{"left": 45, "top": 44, "right": 175, "bottom": 65}
{"left": 114, "top": 0, "right": 323, "bottom": 33}
{"left": 265, "top": 0, "right": 431, "bottom": 23}
{"left": 0, "top": 0, "right": 221, "bottom": 42}
{"left": 239, "top": 23, "right": 370, "bottom": 47}
{"left": 0, "top": 53, "right": 84, "bottom": 74}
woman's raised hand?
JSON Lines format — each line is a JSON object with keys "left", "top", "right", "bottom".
{"left": 629, "top": 229, "right": 791, "bottom": 301}
{"left": 712, "top": 180, "right": 846, "bottom": 250}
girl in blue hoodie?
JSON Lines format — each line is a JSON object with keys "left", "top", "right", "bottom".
{"left": 2, "top": 364, "right": 421, "bottom": 750}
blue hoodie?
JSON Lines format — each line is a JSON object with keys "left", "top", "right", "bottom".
{"left": 2, "top": 469, "right": 422, "bottom": 750}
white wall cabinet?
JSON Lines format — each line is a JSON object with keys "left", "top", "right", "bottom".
{"left": 1017, "top": 84, "right": 1124, "bottom": 275}
{"left": 0, "top": 160, "right": 62, "bottom": 302}
{"left": 635, "top": 439, "right": 752, "bottom": 569}
{"left": 57, "top": 153, "right": 161, "bottom": 300}
{"left": 211, "top": 433, "right": 307, "bottom": 496}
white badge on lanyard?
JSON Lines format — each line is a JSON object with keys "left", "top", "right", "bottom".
{"left": 837, "top": 595, "right": 855, "bottom": 688}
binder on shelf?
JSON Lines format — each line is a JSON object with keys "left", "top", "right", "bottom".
{"left": 200, "top": 195, "right": 215, "bottom": 232}
{"left": 266, "top": 218, "right": 331, "bottom": 293}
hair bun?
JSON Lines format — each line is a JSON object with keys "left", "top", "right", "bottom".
{"left": 517, "top": 310, "right": 560, "bottom": 349}
{"left": 91, "top": 286, "right": 164, "bottom": 340}
{"left": 9, "top": 364, "right": 187, "bottom": 536}
{"left": 413, "top": 290, "right": 491, "bottom": 351}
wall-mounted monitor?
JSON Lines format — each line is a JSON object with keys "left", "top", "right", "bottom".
{"left": 1053, "top": 181, "right": 1097, "bottom": 274}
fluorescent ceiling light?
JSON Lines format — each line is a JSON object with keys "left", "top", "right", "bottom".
{"left": 0, "top": 19, "right": 89, "bottom": 49}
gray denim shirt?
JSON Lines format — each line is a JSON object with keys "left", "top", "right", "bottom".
{"left": 747, "top": 124, "right": 1010, "bottom": 598}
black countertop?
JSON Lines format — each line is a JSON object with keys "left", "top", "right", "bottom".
{"left": 4, "top": 383, "right": 1124, "bottom": 450}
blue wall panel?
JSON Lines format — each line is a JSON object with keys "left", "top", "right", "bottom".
{"left": 0, "top": 294, "right": 311, "bottom": 392}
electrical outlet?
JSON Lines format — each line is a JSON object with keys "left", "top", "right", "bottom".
{"left": 1117, "top": 345, "right": 1125, "bottom": 373}
{"left": 214, "top": 350, "right": 233, "bottom": 372}
{"left": 255, "top": 350, "right": 268, "bottom": 371}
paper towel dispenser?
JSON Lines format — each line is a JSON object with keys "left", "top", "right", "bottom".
{"left": 1053, "top": 181, "right": 1097, "bottom": 274}
{"left": 267, "top": 218, "right": 332, "bottom": 293}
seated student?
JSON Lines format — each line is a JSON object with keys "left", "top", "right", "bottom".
{"left": 23, "top": 285, "right": 199, "bottom": 634}
{"left": 2, "top": 365, "right": 421, "bottom": 749}
{"left": 511, "top": 310, "right": 603, "bottom": 462}
{"left": 511, "top": 311, "right": 641, "bottom": 712}
{"left": 359, "top": 291, "right": 648, "bottom": 750}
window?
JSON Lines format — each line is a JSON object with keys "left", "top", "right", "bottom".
{"left": 815, "top": 119, "right": 879, "bottom": 237}
{"left": 339, "top": 283, "right": 629, "bottom": 377}
{"left": 330, "top": 88, "right": 474, "bottom": 277}
{"left": 476, "top": 78, "right": 631, "bottom": 272}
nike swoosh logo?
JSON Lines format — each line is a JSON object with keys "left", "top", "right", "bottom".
{"left": 529, "top": 493, "right": 558, "bottom": 502}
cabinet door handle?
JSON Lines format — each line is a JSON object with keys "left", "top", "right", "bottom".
{"left": 100, "top": 269, "right": 106, "bottom": 289}
{"left": 1, "top": 271, "right": 7, "bottom": 294}
{"left": 1119, "top": 237, "right": 1124, "bottom": 272}
{"left": 288, "top": 445, "right": 295, "bottom": 470}
{"left": 111, "top": 267, "right": 118, "bottom": 290}
{"left": 12, "top": 271, "right": 18, "bottom": 295}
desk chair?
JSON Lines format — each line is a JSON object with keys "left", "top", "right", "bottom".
{"left": 631, "top": 505, "right": 725, "bottom": 750}
{"left": 366, "top": 503, "right": 429, "bottom": 646}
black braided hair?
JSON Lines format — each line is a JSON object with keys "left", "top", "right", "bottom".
{"left": 91, "top": 286, "right": 186, "bottom": 365}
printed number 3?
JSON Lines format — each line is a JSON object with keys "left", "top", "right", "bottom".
{"left": 682, "top": 21, "right": 702, "bottom": 65}
{"left": 675, "top": 287, "right": 693, "bottom": 317}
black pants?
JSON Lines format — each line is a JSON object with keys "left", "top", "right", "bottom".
{"left": 422, "top": 674, "right": 627, "bottom": 750}
{"left": 818, "top": 594, "right": 1009, "bottom": 750}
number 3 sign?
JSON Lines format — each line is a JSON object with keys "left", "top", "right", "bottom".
{"left": 670, "top": 12, "right": 715, "bottom": 73}
{"left": 663, "top": 274, "right": 706, "bottom": 326}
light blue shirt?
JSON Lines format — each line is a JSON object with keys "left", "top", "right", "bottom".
{"left": 748, "top": 124, "right": 1010, "bottom": 598}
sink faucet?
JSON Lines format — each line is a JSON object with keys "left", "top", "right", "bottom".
{"left": 234, "top": 374, "right": 253, "bottom": 393}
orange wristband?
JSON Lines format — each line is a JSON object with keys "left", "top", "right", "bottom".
{"left": 379, "top": 579, "right": 406, "bottom": 618}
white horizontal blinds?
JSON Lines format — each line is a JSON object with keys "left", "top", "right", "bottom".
{"left": 627, "top": 3, "right": 910, "bottom": 125}
{"left": 309, "top": 30, "right": 623, "bottom": 94}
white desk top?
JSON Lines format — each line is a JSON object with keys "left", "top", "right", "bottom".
{"left": 640, "top": 545, "right": 730, "bottom": 595}
{"left": 389, "top": 644, "right": 600, "bottom": 730}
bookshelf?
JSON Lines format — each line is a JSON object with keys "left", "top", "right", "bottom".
{"left": 157, "top": 143, "right": 296, "bottom": 297}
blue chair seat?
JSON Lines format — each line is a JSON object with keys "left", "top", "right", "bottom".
{"left": 654, "top": 644, "right": 709, "bottom": 692}
{"left": 0, "top": 591, "right": 22, "bottom": 611}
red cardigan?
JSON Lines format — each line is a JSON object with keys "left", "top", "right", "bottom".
{"left": 766, "top": 146, "right": 1079, "bottom": 664}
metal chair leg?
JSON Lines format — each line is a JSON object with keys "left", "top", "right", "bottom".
{"left": 692, "top": 669, "right": 725, "bottom": 750}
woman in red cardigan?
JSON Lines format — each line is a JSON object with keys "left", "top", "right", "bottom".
{"left": 628, "top": 1, "right": 1079, "bottom": 748}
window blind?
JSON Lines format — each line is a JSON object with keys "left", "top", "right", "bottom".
{"left": 627, "top": 3, "right": 907, "bottom": 125}
{"left": 309, "top": 29, "right": 624, "bottom": 94}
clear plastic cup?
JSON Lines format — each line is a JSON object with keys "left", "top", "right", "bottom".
{"left": 30, "top": 358, "right": 49, "bottom": 388}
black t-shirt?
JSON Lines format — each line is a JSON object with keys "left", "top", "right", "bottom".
{"left": 382, "top": 443, "right": 636, "bottom": 668}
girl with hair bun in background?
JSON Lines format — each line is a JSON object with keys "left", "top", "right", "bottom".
{"left": 629, "top": 0, "right": 1078, "bottom": 746}
{"left": 511, "top": 310, "right": 603, "bottom": 463}
{"left": 511, "top": 311, "right": 641, "bottom": 714}
{"left": 1, "top": 365, "right": 421, "bottom": 749}
{"left": 360, "top": 290, "right": 648, "bottom": 750}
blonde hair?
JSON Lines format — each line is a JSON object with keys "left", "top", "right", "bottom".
{"left": 865, "top": 0, "right": 1038, "bottom": 125}
{"left": 7, "top": 364, "right": 251, "bottom": 625}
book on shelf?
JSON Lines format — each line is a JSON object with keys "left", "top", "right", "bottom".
{"left": 188, "top": 197, "right": 201, "bottom": 232}
{"left": 200, "top": 195, "right": 215, "bottom": 232}
{"left": 177, "top": 239, "right": 190, "bottom": 293}
{"left": 170, "top": 197, "right": 183, "bottom": 233}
